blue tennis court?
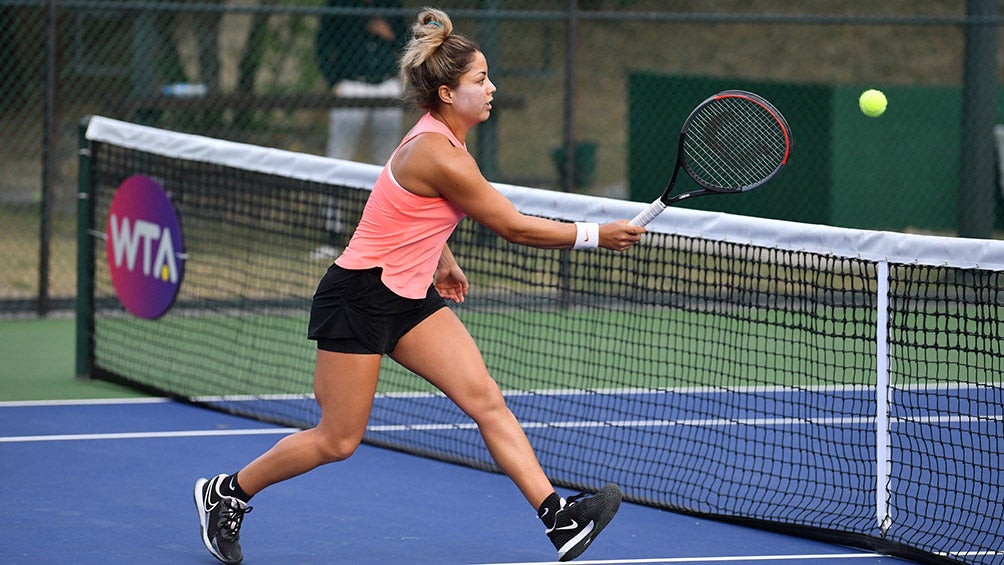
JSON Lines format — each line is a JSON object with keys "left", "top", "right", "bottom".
{"left": 208, "top": 385, "right": 1004, "bottom": 554}
{"left": 1, "top": 397, "right": 920, "bottom": 564}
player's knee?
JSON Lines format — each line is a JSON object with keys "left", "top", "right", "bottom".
{"left": 316, "top": 432, "right": 361, "bottom": 463}
{"left": 467, "top": 386, "right": 509, "bottom": 423}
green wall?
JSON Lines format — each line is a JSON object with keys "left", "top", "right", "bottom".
{"left": 830, "top": 85, "right": 960, "bottom": 231}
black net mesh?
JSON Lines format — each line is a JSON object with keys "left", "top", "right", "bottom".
{"left": 82, "top": 119, "right": 1002, "bottom": 564}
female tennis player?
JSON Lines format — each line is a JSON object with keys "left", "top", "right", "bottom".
{"left": 194, "top": 8, "right": 644, "bottom": 564}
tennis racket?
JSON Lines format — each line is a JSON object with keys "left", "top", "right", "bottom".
{"left": 629, "top": 90, "right": 793, "bottom": 227}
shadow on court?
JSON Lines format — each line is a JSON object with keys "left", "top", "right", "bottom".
{"left": 0, "top": 400, "right": 916, "bottom": 564}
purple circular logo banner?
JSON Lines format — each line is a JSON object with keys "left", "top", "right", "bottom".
{"left": 105, "top": 175, "right": 185, "bottom": 319}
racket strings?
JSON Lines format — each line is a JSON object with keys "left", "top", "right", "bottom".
{"left": 683, "top": 97, "right": 789, "bottom": 191}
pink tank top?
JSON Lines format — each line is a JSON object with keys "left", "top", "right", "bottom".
{"left": 335, "top": 113, "right": 467, "bottom": 299}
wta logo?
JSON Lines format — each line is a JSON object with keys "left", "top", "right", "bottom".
{"left": 105, "top": 175, "right": 186, "bottom": 319}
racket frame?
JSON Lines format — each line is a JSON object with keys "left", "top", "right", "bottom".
{"left": 629, "top": 90, "right": 792, "bottom": 227}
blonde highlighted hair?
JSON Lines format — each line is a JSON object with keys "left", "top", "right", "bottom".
{"left": 399, "top": 8, "right": 481, "bottom": 110}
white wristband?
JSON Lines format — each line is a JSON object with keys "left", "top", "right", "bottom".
{"left": 573, "top": 222, "right": 600, "bottom": 249}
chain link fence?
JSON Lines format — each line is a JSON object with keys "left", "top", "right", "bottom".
{"left": 3, "top": 0, "right": 1002, "bottom": 317}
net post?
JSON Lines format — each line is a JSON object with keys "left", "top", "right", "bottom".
{"left": 75, "top": 116, "right": 96, "bottom": 381}
{"left": 874, "top": 260, "right": 892, "bottom": 535}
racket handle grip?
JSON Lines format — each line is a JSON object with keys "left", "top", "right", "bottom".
{"left": 628, "top": 200, "right": 667, "bottom": 227}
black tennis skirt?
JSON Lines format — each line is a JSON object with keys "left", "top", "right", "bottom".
{"left": 308, "top": 264, "right": 446, "bottom": 354}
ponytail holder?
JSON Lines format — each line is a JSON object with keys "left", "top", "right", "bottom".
{"left": 427, "top": 21, "right": 442, "bottom": 27}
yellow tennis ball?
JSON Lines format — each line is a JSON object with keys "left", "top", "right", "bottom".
{"left": 859, "top": 89, "right": 887, "bottom": 118}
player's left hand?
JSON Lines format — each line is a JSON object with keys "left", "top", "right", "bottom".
{"left": 435, "top": 265, "right": 469, "bottom": 303}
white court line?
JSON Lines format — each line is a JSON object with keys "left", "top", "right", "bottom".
{"left": 472, "top": 552, "right": 889, "bottom": 564}
{"left": 0, "top": 428, "right": 299, "bottom": 443}
{"left": 5, "top": 382, "right": 999, "bottom": 408}
{"left": 0, "top": 399, "right": 300, "bottom": 443}
{"left": 5, "top": 399, "right": 998, "bottom": 438}
{"left": 366, "top": 413, "right": 1004, "bottom": 433}
{"left": 0, "top": 397, "right": 171, "bottom": 407}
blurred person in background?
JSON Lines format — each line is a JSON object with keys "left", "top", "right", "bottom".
{"left": 313, "top": 0, "right": 408, "bottom": 257}
{"left": 315, "top": 0, "right": 407, "bottom": 163}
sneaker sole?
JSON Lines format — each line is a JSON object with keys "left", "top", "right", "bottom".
{"left": 559, "top": 483, "right": 623, "bottom": 562}
{"left": 194, "top": 477, "right": 232, "bottom": 564}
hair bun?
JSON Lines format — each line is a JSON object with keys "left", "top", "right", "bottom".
{"left": 400, "top": 8, "right": 480, "bottom": 110}
{"left": 418, "top": 9, "right": 452, "bottom": 36}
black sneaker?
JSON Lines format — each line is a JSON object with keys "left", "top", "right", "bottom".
{"left": 194, "top": 474, "right": 252, "bottom": 564}
{"left": 544, "top": 483, "right": 623, "bottom": 561}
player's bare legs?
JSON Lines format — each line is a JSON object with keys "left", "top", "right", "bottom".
{"left": 390, "top": 307, "right": 555, "bottom": 508}
{"left": 236, "top": 350, "right": 383, "bottom": 495}
{"left": 392, "top": 307, "right": 622, "bottom": 561}
{"left": 194, "top": 349, "right": 382, "bottom": 564}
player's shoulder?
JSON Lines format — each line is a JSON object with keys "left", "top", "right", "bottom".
{"left": 404, "top": 133, "right": 478, "bottom": 174}
{"left": 408, "top": 130, "right": 467, "bottom": 152}
{"left": 393, "top": 133, "right": 482, "bottom": 196}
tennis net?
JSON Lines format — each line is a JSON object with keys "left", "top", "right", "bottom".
{"left": 78, "top": 116, "right": 1004, "bottom": 564}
